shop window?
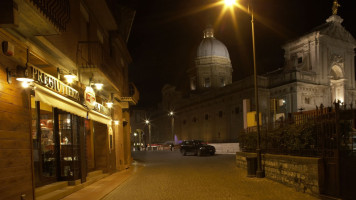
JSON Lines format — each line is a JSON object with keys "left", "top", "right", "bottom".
{"left": 39, "top": 102, "right": 55, "bottom": 178}
{"left": 31, "top": 97, "right": 57, "bottom": 186}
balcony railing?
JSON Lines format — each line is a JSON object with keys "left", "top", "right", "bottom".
{"left": 29, "top": 0, "right": 70, "bottom": 31}
{"left": 120, "top": 83, "right": 139, "bottom": 105}
{"left": 77, "top": 41, "right": 126, "bottom": 94}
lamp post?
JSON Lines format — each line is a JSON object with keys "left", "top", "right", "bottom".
{"left": 223, "top": 0, "right": 264, "bottom": 178}
{"left": 133, "top": 132, "right": 137, "bottom": 151}
{"left": 168, "top": 111, "right": 174, "bottom": 144}
{"left": 145, "top": 120, "right": 151, "bottom": 150}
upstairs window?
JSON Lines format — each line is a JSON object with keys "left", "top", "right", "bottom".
{"left": 190, "top": 78, "right": 196, "bottom": 90}
{"left": 204, "top": 77, "right": 210, "bottom": 88}
{"left": 305, "top": 97, "right": 310, "bottom": 104}
{"left": 298, "top": 57, "right": 303, "bottom": 64}
{"left": 220, "top": 77, "right": 225, "bottom": 87}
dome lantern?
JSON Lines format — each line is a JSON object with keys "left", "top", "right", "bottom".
{"left": 203, "top": 26, "right": 214, "bottom": 38}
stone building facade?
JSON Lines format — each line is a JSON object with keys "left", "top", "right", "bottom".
{"left": 0, "top": 0, "right": 138, "bottom": 199}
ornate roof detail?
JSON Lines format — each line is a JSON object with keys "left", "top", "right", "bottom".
{"left": 311, "top": 15, "right": 356, "bottom": 45}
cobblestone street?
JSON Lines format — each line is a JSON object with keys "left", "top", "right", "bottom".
{"left": 103, "top": 151, "right": 319, "bottom": 200}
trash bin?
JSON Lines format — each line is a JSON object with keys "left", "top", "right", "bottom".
{"left": 246, "top": 156, "right": 257, "bottom": 177}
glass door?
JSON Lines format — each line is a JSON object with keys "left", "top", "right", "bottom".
{"left": 58, "top": 111, "right": 81, "bottom": 181}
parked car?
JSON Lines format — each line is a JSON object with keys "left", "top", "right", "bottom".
{"left": 180, "top": 140, "right": 215, "bottom": 156}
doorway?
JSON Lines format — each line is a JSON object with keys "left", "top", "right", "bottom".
{"left": 330, "top": 65, "right": 345, "bottom": 103}
{"left": 32, "top": 97, "right": 85, "bottom": 186}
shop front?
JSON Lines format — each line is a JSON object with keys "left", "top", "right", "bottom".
{"left": 30, "top": 66, "right": 113, "bottom": 187}
{"left": 31, "top": 99, "right": 87, "bottom": 186}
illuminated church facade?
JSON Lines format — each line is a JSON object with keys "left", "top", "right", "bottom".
{"left": 150, "top": 12, "right": 356, "bottom": 144}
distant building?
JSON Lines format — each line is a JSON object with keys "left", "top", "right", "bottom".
{"left": 150, "top": 11, "right": 356, "bottom": 144}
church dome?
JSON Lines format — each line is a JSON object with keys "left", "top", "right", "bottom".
{"left": 197, "top": 27, "right": 230, "bottom": 59}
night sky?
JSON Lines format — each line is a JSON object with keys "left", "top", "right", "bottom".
{"left": 121, "top": 0, "right": 356, "bottom": 107}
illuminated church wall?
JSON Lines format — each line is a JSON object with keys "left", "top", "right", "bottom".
{"left": 153, "top": 12, "right": 356, "bottom": 143}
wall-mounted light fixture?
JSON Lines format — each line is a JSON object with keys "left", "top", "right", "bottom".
{"left": 94, "top": 83, "right": 103, "bottom": 90}
{"left": 6, "top": 49, "right": 34, "bottom": 88}
{"left": 106, "top": 93, "right": 114, "bottom": 108}
{"left": 106, "top": 102, "right": 113, "bottom": 108}
{"left": 7, "top": 65, "right": 34, "bottom": 88}
{"left": 64, "top": 73, "right": 76, "bottom": 84}
{"left": 114, "top": 120, "right": 119, "bottom": 125}
{"left": 88, "top": 76, "right": 104, "bottom": 90}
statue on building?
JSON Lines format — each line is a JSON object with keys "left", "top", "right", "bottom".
{"left": 332, "top": 0, "right": 340, "bottom": 15}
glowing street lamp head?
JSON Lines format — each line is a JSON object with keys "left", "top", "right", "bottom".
{"left": 145, "top": 120, "right": 150, "bottom": 125}
{"left": 224, "top": 0, "right": 236, "bottom": 7}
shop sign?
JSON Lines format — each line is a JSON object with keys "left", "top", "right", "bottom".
{"left": 84, "top": 86, "right": 96, "bottom": 109}
{"left": 31, "top": 66, "right": 79, "bottom": 101}
{"left": 94, "top": 102, "right": 110, "bottom": 116}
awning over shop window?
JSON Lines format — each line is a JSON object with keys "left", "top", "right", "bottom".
{"left": 34, "top": 84, "right": 88, "bottom": 118}
{"left": 88, "top": 110, "right": 112, "bottom": 125}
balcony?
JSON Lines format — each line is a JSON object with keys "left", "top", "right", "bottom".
{"left": 0, "top": 0, "right": 70, "bottom": 36}
{"left": 120, "top": 83, "right": 139, "bottom": 106}
{"left": 77, "top": 41, "right": 125, "bottom": 94}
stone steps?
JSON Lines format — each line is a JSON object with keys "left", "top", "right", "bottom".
{"left": 35, "top": 170, "right": 108, "bottom": 200}
{"left": 35, "top": 181, "right": 68, "bottom": 197}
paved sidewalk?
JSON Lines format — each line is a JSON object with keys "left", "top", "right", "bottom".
{"left": 61, "top": 162, "right": 143, "bottom": 200}
{"left": 61, "top": 152, "right": 320, "bottom": 200}
{"left": 104, "top": 152, "right": 319, "bottom": 200}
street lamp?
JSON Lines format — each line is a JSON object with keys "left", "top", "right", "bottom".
{"left": 134, "top": 132, "right": 137, "bottom": 150}
{"left": 168, "top": 111, "right": 174, "bottom": 144}
{"left": 145, "top": 120, "right": 151, "bottom": 150}
{"left": 222, "top": 0, "right": 264, "bottom": 178}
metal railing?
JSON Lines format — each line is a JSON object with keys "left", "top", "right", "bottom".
{"left": 241, "top": 103, "right": 356, "bottom": 158}
{"left": 30, "top": 0, "right": 70, "bottom": 31}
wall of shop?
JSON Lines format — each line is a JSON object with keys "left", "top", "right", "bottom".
{"left": 113, "top": 104, "right": 125, "bottom": 171}
{"left": 123, "top": 110, "right": 132, "bottom": 167}
{"left": 93, "top": 121, "right": 108, "bottom": 172}
{"left": 0, "top": 56, "right": 34, "bottom": 199}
